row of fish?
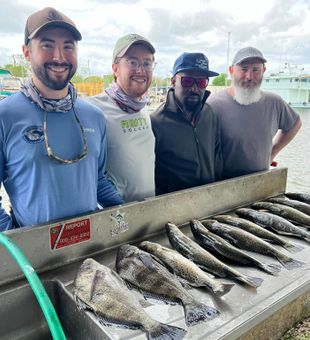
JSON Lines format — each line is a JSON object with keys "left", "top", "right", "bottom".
{"left": 72, "top": 192, "right": 310, "bottom": 339}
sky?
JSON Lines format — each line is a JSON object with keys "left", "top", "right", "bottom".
{"left": 0, "top": 0, "right": 309, "bottom": 77}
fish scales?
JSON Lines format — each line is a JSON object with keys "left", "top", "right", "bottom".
{"left": 268, "top": 197, "right": 310, "bottom": 216}
{"left": 285, "top": 192, "right": 310, "bottom": 205}
{"left": 139, "top": 240, "right": 234, "bottom": 296}
{"left": 201, "top": 218, "right": 304, "bottom": 271}
{"left": 214, "top": 214, "right": 302, "bottom": 253}
{"left": 191, "top": 219, "right": 281, "bottom": 276}
{"left": 73, "top": 258, "right": 187, "bottom": 340}
{"left": 116, "top": 244, "right": 219, "bottom": 327}
{"left": 252, "top": 201, "right": 310, "bottom": 227}
{"left": 236, "top": 208, "right": 310, "bottom": 244}
{"left": 166, "top": 222, "right": 263, "bottom": 288}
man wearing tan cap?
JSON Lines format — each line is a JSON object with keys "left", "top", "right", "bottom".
{"left": 209, "top": 46, "right": 301, "bottom": 179}
{"left": 0, "top": 7, "right": 123, "bottom": 230}
{"left": 89, "top": 34, "right": 156, "bottom": 203}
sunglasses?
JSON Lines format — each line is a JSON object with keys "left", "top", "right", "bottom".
{"left": 44, "top": 107, "right": 88, "bottom": 164}
{"left": 176, "top": 75, "right": 209, "bottom": 89}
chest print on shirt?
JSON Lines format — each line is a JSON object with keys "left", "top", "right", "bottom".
{"left": 120, "top": 117, "right": 149, "bottom": 133}
{"left": 22, "top": 126, "right": 44, "bottom": 144}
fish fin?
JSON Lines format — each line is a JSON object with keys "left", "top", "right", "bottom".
{"left": 241, "top": 275, "right": 263, "bottom": 288}
{"left": 213, "top": 282, "right": 235, "bottom": 296}
{"left": 75, "top": 296, "right": 91, "bottom": 311}
{"left": 305, "top": 235, "right": 310, "bottom": 244}
{"left": 260, "top": 263, "right": 282, "bottom": 276}
{"left": 283, "top": 242, "right": 304, "bottom": 253}
{"left": 148, "top": 323, "right": 187, "bottom": 340}
{"left": 184, "top": 302, "right": 219, "bottom": 326}
{"left": 278, "top": 257, "right": 305, "bottom": 270}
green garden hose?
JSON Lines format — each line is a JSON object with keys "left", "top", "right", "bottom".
{"left": 0, "top": 232, "right": 66, "bottom": 340}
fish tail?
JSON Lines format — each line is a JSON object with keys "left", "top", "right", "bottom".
{"left": 240, "top": 275, "right": 263, "bottom": 288}
{"left": 213, "top": 282, "right": 235, "bottom": 296}
{"left": 148, "top": 323, "right": 187, "bottom": 340}
{"left": 259, "top": 263, "right": 282, "bottom": 276}
{"left": 305, "top": 235, "right": 310, "bottom": 244}
{"left": 278, "top": 256, "right": 305, "bottom": 270}
{"left": 184, "top": 302, "right": 219, "bottom": 326}
{"left": 283, "top": 242, "right": 304, "bottom": 253}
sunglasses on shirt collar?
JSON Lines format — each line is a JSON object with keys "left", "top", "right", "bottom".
{"left": 175, "top": 75, "right": 209, "bottom": 89}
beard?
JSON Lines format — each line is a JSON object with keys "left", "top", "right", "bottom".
{"left": 183, "top": 93, "right": 202, "bottom": 111}
{"left": 32, "top": 61, "right": 76, "bottom": 91}
{"left": 232, "top": 77, "right": 263, "bottom": 105}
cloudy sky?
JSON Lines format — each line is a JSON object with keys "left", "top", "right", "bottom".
{"left": 0, "top": 0, "right": 309, "bottom": 77}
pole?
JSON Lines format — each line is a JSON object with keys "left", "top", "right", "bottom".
{"left": 226, "top": 32, "right": 231, "bottom": 85}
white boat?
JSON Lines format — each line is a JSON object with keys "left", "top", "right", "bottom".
{"left": 262, "top": 63, "right": 310, "bottom": 109}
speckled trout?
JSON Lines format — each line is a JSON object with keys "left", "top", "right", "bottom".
{"left": 191, "top": 219, "right": 281, "bottom": 275}
{"left": 139, "top": 240, "right": 234, "bottom": 296}
{"left": 285, "top": 192, "right": 310, "bottom": 205}
{"left": 166, "top": 222, "right": 263, "bottom": 288}
{"left": 267, "top": 197, "right": 310, "bottom": 216}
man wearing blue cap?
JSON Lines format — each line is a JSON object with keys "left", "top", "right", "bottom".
{"left": 208, "top": 46, "right": 301, "bottom": 179}
{"left": 151, "top": 52, "right": 223, "bottom": 195}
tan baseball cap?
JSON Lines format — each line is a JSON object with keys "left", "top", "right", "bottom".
{"left": 24, "top": 7, "right": 82, "bottom": 45}
{"left": 112, "top": 33, "right": 155, "bottom": 63}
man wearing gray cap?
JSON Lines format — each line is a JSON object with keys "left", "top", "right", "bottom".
{"left": 89, "top": 33, "right": 156, "bottom": 203}
{"left": 0, "top": 7, "right": 123, "bottom": 230}
{"left": 208, "top": 46, "right": 301, "bottom": 179}
{"left": 151, "top": 52, "right": 223, "bottom": 194}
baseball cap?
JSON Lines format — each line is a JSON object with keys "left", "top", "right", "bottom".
{"left": 112, "top": 33, "right": 156, "bottom": 63}
{"left": 24, "top": 7, "right": 82, "bottom": 45}
{"left": 172, "top": 52, "right": 219, "bottom": 77}
{"left": 232, "top": 47, "right": 267, "bottom": 65}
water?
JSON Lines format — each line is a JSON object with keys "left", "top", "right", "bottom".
{"left": 0, "top": 109, "right": 309, "bottom": 212}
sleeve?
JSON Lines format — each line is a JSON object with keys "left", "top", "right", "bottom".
{"left": 96, "top": 120, "right": 124, "bottom": 207}
{"left": 0, "top": 138, "right": 13, "bottom": 231}
{"left": 278, "top": 100, "right": 300, "bottom": 132}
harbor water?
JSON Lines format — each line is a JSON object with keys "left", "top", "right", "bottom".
{"left": 0, "top": 109, "right": 309, "bottom": 213}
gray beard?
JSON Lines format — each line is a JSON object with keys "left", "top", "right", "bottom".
{"left": 232, "top": 80, "right": 262, "bottom": 105}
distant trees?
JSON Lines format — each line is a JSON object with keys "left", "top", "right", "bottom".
{"left": 3, "top": 64, "right": 30, "bottom": 77}
{"left": 212, "top": 73, "right": 231, "bottom": 86}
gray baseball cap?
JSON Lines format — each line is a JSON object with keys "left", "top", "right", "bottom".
{"left": 112, "top": 33, "right": 155, "bottom": 63}
{"left": 232, "top": 47, "right": 267, "bottom": 65}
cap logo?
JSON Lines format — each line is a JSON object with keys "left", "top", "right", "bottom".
{"left": 47, "top": 9, "right": 63, "bottom": 21}
{"left": 195, "top": 57, "right": 209, "bottom": 70}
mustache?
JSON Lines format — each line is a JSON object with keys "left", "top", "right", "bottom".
{"left": 44, "top": 62, "right": 72, "bottom": 68}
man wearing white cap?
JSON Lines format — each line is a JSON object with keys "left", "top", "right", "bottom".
{"left": 89, "top": 34, "right": 156, "bottom": 203}
{"left": 209, "top": 46, "right": 301, "bottom": 179}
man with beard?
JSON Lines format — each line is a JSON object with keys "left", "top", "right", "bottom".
{"left": 151, "top": 52, "right": 223, "bottom": 195}
{"left": 0, "top": 7, "right": 123, "bottom": 231}
{"left": 88, "top": 34, "right": 156, "bottom": 202}
{"left": 208, "top": 47, "right": 301, "bottom": 180}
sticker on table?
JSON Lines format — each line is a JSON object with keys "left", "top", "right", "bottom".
{"left": 50, "top": 218, "right": 91, "bottom": 250}
{"left": 110, "top": 210, "right": 129, "bottom": 236}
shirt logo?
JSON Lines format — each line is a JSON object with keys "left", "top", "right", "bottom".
{"left": 121, "top": 117, "right": 149, "bottom": 133}
{"left": 23, "top": 126, "right": 44, "bottom": 144}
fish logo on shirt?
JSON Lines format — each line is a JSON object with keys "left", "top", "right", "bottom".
{"left": 23, "top": 126, "right": 45, "bottom": 144}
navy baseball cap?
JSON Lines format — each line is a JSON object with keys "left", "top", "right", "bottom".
{"left": 172, "top": 52, "right": 219, "bottom": 77}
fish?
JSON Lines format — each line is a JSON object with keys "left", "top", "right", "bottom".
{"left": 166, "top": 222, "right": 263, "bottom": 288}
{"left": 73, "top": 258, "right": 187, "bottom": 340}
{"left": 235, "top": 208, "right": 310, "bottom": 244}
{"left": 139, "top": 240, "right": 234, "bottom": 296}
{"left": 116, "top": 244, "right": 219, "bottom": 327}
{"left": 214, "top": 214, "right": 302, "bottom": 253}
{"left": 190, "top": 219, "right": 281, "bottom": 276}
{"left": 201, "top": 218, "right": 304, "bottom": 270}
{"left": 285, "top": 192, "right": 310, "bottom": 205}
{"left": 252, "top": 201, "right": 310, "bottom": 228}
{"left": 267, "top": 196, "right": 310, "bottom": 216}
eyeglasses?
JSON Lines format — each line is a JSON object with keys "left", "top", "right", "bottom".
{"left": 44, "top": 107, "right": 88, "bottom": 164}
{"left": 176, "top": 75, "right": 209, "bottom": 89}
{"left": 121, "top": 57, "right": 156, "bottom": 71}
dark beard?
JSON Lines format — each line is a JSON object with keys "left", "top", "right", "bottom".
{"left": 184, "top": 94, "right": 201, "bottom": 111}
{"left": 33, "top": 62, "right": 76, "bottom": 90}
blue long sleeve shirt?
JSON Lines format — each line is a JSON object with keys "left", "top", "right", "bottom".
{"left": 0, "top": 93, "right": 123, "bottom": 231}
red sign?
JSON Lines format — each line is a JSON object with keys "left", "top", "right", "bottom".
{"left": 50, "top": 218, "right": 91, "bottom": 250}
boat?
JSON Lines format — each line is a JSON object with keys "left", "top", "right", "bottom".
{"left": 262, "top": 63, "right": 310, "bottom": 109}
{"left": 0, "top": 68, "right": 21, "bottom": 100}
